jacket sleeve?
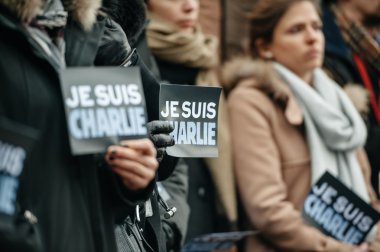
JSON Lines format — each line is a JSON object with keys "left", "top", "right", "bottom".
{"left": 159, "top": 158, "right": 190, "bottom": 250}
{"left": 228, "top": 86, "right": 353, "bottom": 251}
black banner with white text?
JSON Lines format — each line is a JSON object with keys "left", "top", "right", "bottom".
{"left": 0, "top": 118, "right": 37, "bottom": 215}
{"left": 159, "top": 84, "right": 221, "bottom": 157}
{"left": 302, "top": 172, "right": 380, "bottom": 245}
{"left": 60, "top": 67, "right": 148, "bottom": 155}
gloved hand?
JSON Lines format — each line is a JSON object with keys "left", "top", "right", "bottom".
{"left": 146, "top": 121, "right": 175, "bottom": 162}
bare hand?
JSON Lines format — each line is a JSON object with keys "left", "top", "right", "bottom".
{"left": 352, "top": 243, "right": 369, "bottom": 252}
{"left": 105, "top": 139, "right": 158, "bottom": 190}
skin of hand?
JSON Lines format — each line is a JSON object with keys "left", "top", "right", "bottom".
{"left": 104, "top": 139, "right": 159, "bottom": 191}
{"left": 352, "top": 242, "right": 369, "bottom": 252}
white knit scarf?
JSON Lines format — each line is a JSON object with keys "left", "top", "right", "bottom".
{"left": 273, "top": 63, "right": 370, "bottom": 202}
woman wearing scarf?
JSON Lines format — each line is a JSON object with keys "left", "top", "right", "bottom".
{"left": 222, "top": 0, "right": 380, "bottom": 251}
{"left": 146, "top": 0, "right": 238, "bottom": 244}
{"left": 322, "top": 0, "right": 380, "bottom": 199}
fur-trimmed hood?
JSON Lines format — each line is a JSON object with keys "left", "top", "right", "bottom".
{"left": 0, "top": 0, "right": 101, "bottom": 30}
{"left": 62, "top": 0, "right": 101, "bottom": 30}
{"left": 0, "top": 0, "right": 43, "bottom": 23}
{"left": 222, "top": 57, "right": 369, "bottom": 117}
{"left": 222, "top": 57, "right": 292, "bottom": 109}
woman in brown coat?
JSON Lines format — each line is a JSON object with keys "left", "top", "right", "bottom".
{"left": 223, "top": 0, "right": 380, "bottom": 251}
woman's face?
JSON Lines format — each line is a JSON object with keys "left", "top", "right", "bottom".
{"left": 148, "top": 0, "right": 200, "bottom": 33}
{"left": 265, "top": 1, "right": 324, "bottom": 82}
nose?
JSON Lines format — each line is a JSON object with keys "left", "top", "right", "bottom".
{"left": 183, "top": 0, "right": 198, "bottom": 13}
{"left": 305, "top": 26, "right": 319, "bottom": 44}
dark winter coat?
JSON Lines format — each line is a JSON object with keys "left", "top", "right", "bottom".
{"left": 93, "top": 15, "right": 178, "bottom": 252}
{"left": 0, "top": 1, "right": 152, "bottom": 252}
{"left": 322, "top": 1, "right": 380, "bottom": 196}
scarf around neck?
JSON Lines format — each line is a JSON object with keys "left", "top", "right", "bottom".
{"left": 146, "top": 14, "right": 219, "bottom": 85}
{"left": 273, "top": 63, "right": 369, "bottom": 202}
{"left": 331, "top": 4, "right": 380, "bottom": 73}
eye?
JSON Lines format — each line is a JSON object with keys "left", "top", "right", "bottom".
{"left": 312, "top": 22, "right": 323, "bottom": 31}
{"left": 288, "top": 25, "right": 303, "bottom": 34}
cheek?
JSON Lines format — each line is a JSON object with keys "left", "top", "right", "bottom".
{"left": 151, "top": 4, "right": 179, "bottom": 22}
{"left": 272, "top": 41, "right": 302, "bottom": 62}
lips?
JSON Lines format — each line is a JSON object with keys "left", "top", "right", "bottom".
{"left": 306, "top": 49, "right": 321, "bottom": 59}
{"left": 178, "top": 20, "right": 195, "bottom": 28}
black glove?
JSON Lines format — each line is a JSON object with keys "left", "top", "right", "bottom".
{"left": 94, "top": 17, "right": 132, "bottom": 66}
{"left": 146, "top": 121, "right": 175, "bottom": 162}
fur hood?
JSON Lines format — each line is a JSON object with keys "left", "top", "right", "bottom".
{"left": 0, "top": 0, "right": 101, "bottom": 30}
{"left": 222, "top": 57, "right": 370, "bottom": 116}
{"left": 0, "top": 0, "right": 43, "bottom": 23}
{"left": 222, "top": 57, "right": 291, "bottom": 110}
{"left": 63, "top": 0, "right": 101, "bottom": 30}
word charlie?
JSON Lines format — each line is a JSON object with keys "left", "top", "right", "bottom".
{"left": 66, "top": 84, "right": 147, "bottom": 139}
{"left": 161, "top": 101, "right": 217, "bottom": 145}
{"left": 0, "top": 140, "right": 26, "bottom": 214}
{"left": 304, "top": 182, "right": 374, "bottom": 244}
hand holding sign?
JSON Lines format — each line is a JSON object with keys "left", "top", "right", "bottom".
{"left": 303, "top": 172, "right": 380, "bottom": 245}
{"left": 352, "top": 243, "right": 369, "bottom": 252}
{"left": 105, "top": 139, "right": 158, "bottom": 191}
{"left": 146, "top": 120, "right": 175, "bottom": 162}
{"left": 159, "top": 84, "right": 222, "bottom": 158}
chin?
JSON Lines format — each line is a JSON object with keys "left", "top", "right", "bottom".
{"left": 306, "top": 59, "right": 323, "bottom": 70}
{"left": 181, "top": 27, "right": 195, "bottom": 34}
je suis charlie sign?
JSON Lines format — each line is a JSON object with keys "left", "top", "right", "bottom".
{"left": 302, "top": 171, "right": 380, "bottom": 245}
{"left": 60, "top": 67, "right": 148, "bottom": 155}
{"left": 0, "top": 118, "right": 38, "bottom": 215}
{"left": 159, "top": 84, "right": 222, "bottom": 158}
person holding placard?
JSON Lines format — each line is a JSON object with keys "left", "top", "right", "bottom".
{"left": 0, "top": 1, "right": 160, "bottom": 252}
{"left": 146, "top": 0, "right": 238, "bottom": 244}
{"left": 222, "top": 0, "right": 380, "bottom": 251}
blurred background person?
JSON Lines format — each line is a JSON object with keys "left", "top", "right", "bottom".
{"left": 199, "top": 0, "right": 258, "bottom": 61}
{"left": 99, "top": 0, "right": 192, "bottom": 250}
{"left": 222, "top": 0, "right": 380, "bottom": 251}
{"left": 322, "top": 0, "right": 380, "bottom": 197}
{"left": 145, "top": 0, "right": 238, "bottom": 244}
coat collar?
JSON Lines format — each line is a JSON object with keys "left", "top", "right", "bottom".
{"left": 62, "top": 0, "right": 101, "bottom": 31}
{"left": 0, "top": 0, "right": 43, "bottom": 23}
{"left": 222, "top": 57, "right": 304, "bottom": 125}
{"left": 0, "top": 0, "right": 101, "bottom": 30}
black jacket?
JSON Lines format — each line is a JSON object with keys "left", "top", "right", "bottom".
{"left": 0, "top": 3, "right": 153, "bottom": 252}
{"left": 322, "top": 1, "right": 380, "bottom": 196}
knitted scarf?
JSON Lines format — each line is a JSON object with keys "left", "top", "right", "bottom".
{"left": 331, "top": 4, "right": 380, "bottom": 73}
{"left": 274, "top": 63, "right": 370, "bottom": 202}
{"left": 146, "top": 14, "right": 219, "bottom": 85}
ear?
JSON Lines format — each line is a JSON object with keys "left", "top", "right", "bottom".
{"left": 256, "top": 39, "right": 273, "bottom": 60}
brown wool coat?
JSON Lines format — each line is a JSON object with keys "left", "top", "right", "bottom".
{"left": 222, "top": 58, "right": 380, "bottom": 252}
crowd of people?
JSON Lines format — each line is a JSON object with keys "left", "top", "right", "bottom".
{"left": 0, "top": 0, "right": 379, "bottom": 251}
